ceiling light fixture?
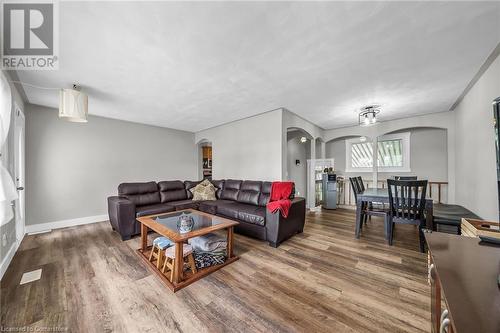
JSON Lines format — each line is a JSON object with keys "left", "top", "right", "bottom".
{"left": 9, "top": 81, "right": 89, "bottom": 123}
{"left": 59, "top": 85, "right": 88, "bottom": 122}
{"left": 300, "top": 136, "right": 307, "bottom": 143}
{"left": 359, "top": 105, "right": 380, "bottom": 127}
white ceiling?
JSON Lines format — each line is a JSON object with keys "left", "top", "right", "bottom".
{"left": 17, "top": 1, "right": 500, "bottom": 132}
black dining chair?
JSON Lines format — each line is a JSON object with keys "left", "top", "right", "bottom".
{"left": 387, "top": 179, "right": 428, "bottom": 252}
{"left": 356, "top": 176, "right": 365, "bottom": 191}
{"left": 350, "top": 177, "right": 389, "bottom": 239}
{"left": 349, "top": 177, "right": 366, "bottom": 225}
{"left": 356, "top": 176, "right": 374, "bottom": 222}
{"left": 393, "top": 176, "right": 418, "bottom": 180}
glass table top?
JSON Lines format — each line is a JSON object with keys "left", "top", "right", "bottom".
{"left": 152, "top": 210, "right": 229, "bottom": 235}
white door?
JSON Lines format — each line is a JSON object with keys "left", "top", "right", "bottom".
{"left": 14, "top": 104, "right": 25, "bottom": 242}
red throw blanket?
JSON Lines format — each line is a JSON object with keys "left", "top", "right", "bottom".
{"left": 267, "top": 181, "right": 294, "bottom": 218}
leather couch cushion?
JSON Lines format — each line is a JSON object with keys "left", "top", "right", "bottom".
{"left": 211, "top": 180, "right": 225, "bottom": 199}
{"left": 237, "top": 181, "right": 261, "bottom": 205}
{"left": 237, "top": 204, "right": 266, "bottom": 226}
{"left": 118, "top": 181, "right": 160, "bottom": 206}
{"left": 184, "top": 181, "right": 201, "bottom": 199}
{"left": 220, "top": 179, "right": 242, "bottom": 201}
{"left": 198, "top": 199, "right": 234, "bottom": 215}
{"left": 216, "top": 202, "right": 239, "bottom": 220}
{"left": 258, "top": 181, "right": 272, "bottom": 207}
{"left": 168, "top": 199, "right": 199, "bottom": 211}
{"left": 158, "top": 180, "right": 187, "bottom": 203}
{"left": 218, "top": 202, "right": 266, "bottom": 226}
{"left": 136, "top": 203, "right": 175, "bottom": 217}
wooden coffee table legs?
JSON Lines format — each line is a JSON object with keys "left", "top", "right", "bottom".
{"left": 227, "top": 226, "right": 234, "bottom": 258}
{"left": 141, "top": 223, "right": 148, "bottom": 251}
{"left": 173, "top": 242, "right": 184, "bottom": 283}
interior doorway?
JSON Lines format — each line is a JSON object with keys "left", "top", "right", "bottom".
{"left": 14, "top": 103, "right": 25, "bottom": 242}
{"left": 286, "top": 129, "right": 311, "bottom": 199}
{"left": 307, "top": 158, "right": 334, "bottom": 209}
{"left": 198, "top": 141, "right": 212, "bottom": 180}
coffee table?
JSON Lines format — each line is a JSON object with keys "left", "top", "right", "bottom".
{"left": 136, "top": 209, "right": 239, "bottom": 292}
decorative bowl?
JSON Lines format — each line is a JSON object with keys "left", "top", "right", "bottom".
{"left": 177, "top": 213, "right": 194, "bottom": 233}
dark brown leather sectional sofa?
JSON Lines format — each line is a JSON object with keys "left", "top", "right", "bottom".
{"left": 107, "top": 179, "right": 306, "bottom": 247}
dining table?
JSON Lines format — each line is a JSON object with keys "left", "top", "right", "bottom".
{"left": 355, "top": 188, "right": 434, "bottom": 239}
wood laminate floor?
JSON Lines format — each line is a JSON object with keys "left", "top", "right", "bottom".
{"left": 1, "top": 209, "right": 430, "bottom": 333}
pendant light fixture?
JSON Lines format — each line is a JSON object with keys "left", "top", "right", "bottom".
{"left": 9, "top": 81, "right": 89, "bottom": 123}
{"left": 59, "top": 84, "right": 88, "bottom": 122}
{"left": 359, "top": 105, "right": 380, "bottom": 127}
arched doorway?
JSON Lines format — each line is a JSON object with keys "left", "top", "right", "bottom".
{"left": 197, "top": 139, "right": 212, "bottom": 180}
{"left": 286, "top": 128, "right": 312, "bottom": 199}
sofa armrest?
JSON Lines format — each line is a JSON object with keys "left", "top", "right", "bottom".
{"left": 265, "top": 197, "right": 306, "bottom": 247}
{"left": 107, "top": 196, "right": 136, "bottom": 240}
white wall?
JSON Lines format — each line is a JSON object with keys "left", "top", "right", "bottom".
{"left": 195, "top": 109, "right": 284, "bottom": 181}
{"left": 283, "top": 109, "right": 323, "bottom": 139}
{"left": 26, "top": 105, "right": 197, "bottom": 225}
{"left": 454, "top": 53, "right": 500, "bottom": 220}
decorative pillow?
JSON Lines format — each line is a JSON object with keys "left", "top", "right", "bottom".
{"left": 190, "top": 179, "right": 216, "bottom": 201}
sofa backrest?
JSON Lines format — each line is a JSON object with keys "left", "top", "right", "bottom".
{"left": 158, "top": 180, "right": 187, "bottom": 203}
{"left": 220, "top": 179, "right": 242, "bottom": 201}
{"left": 118, "top": 182, "right": 160, "bottom": 207}
{"left": 184, "top": 180, "right": 201, "bottom": 199}
{"left": 116, "top": 179, "right": 294, "bottom": 208}
{"left": 237, "top": 181, "right": 262, "bottom": 205}
{"left": 211, "top": 180, "right": 225, "bottom": 199}
{"left": 258, "top": 181, "right": 272, "bottom": 207}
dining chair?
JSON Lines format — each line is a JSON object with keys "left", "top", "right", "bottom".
{"left": 393, "top": 176, "right": 418, "bottom": 180}
{"left": 349, "top": 177, "right": 366, "bottom": 225}
{"left": 356, "top": 176, "right": 373, "bottom": 222}
{"left": 387, "top": 179, "right": 428, "bottom": 252}
{"left": 350, "top": 177, "right": 389, "bottom": 239}
{"left": 356, "top": 176, "right": 365, "bottom": 191}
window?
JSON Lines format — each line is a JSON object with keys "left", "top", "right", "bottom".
{"left": 350, "top": 142, "right": 373, "bottom": 168}
{"left": 377, "top": 138, "right": 403, "bottom": 168}
{"left": 346, "top": 132, "right": 410, "bottom": 172}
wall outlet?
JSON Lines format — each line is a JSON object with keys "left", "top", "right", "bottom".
{"left": 2, "top": 234, "right": 7, "bottom": 247}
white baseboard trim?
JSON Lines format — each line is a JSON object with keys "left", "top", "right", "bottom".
{"left": 0, "top": 237, "right": 21, "bottom": 280}
{"left": 25, "top": 214, "right": 109, "bottom": 234}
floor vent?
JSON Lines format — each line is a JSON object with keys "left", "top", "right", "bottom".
{"left": 20, "top": 269, "right": 42, "bottom": 285}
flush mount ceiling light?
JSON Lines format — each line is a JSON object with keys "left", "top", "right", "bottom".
{"left": 359, "top": 105, "right": 380, "bottom": 127}
{"left": 300, "top": 136, "right": 307, "bottom": 143}
{"left": 59, "top": 85, "right": 88, "bottom": 122}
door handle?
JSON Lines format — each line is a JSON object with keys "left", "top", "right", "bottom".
{"left": 16, "top": 187, "right": 24, "bottom": 191}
